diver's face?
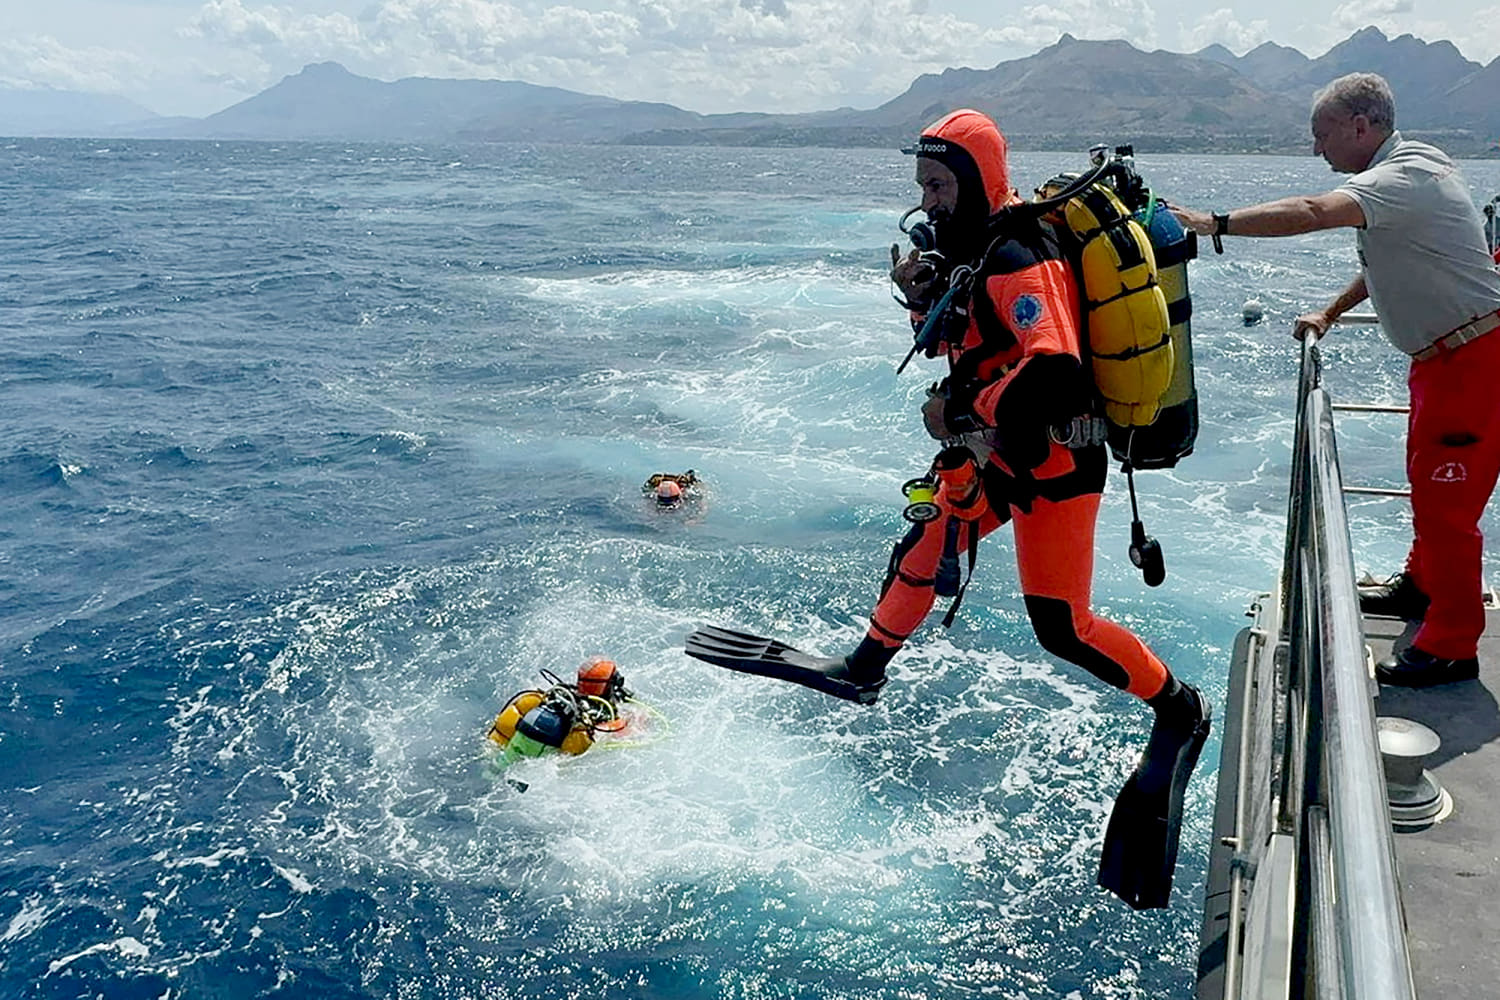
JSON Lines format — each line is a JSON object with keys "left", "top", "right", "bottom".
{"left": 916, "top": 158, "right": 960, "bottom": 222}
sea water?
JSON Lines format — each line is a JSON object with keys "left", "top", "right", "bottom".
{"left": 2, "top": 137, "right": 1498, "bottom": 999}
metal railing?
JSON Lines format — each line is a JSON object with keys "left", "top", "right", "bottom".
{"left": 1325, "top": 315, "right": 1411, "bottom": 499}
{"left": 1210, "top": 197, "right": 1497, "bottom": 998}
{"left": 1220, "top": 332, "right": 1416, "bottom": 1000}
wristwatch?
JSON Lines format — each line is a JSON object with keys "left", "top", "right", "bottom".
{"left": 1210, "top": 212, "right": 1230, "bottom": 255}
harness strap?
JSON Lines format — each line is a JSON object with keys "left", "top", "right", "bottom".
{"left": 1050, "top": 414, "right": 1110, "bottom": 449}
{"left": 869, "top": 618, "right": 909, "bottom": 644}
{"left": 1083, "top": 275, "right": 1160, "bottom": 311}
{"left": 941, "top": 520, "right": 982, "bottom": 628}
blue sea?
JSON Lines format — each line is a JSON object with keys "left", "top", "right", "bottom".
{"left": 3, "top": 136, "right": 1498, "bottom": 999}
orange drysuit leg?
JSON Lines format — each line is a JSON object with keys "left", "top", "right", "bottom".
{"left": 1013, "top": 492, "right": 1170, "bottom": 699}
{"left": 865, "top": 480, "right": 1007, "bottom": 649}
{"left": 1405, "top": 333, "right": 1500, "bottom": 660}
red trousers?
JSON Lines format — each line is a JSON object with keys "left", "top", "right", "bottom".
{"left": 1406, "top": 329, "right": 1500, "bottom": 658}
{"left": 867, "top": 484, "right": 1170, "bottom": 699}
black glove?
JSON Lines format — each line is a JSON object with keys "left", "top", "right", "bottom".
{"left": 922, "top": 382, "right": 981, "bottom": 441}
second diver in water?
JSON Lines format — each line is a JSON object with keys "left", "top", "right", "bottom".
{"left": 685, "top": 109, "right": 1210, "bottom": 910}
{"left": 642, "top": 470, "right": 701, "bottom": 510}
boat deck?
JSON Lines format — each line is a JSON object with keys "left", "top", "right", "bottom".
{"left": 1367, "top": 606, "right": 1500, "bottom": 1000}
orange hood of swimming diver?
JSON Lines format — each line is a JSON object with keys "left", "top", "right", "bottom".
{"left": 917, "top": 108, "right": 1017, "bottom": 217}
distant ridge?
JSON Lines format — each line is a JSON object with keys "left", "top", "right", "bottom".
{"left": 6, "top": 27, "right": 1498, "bottom": 154}
{"left": 1198, "top": 41, "right": 1311, "bottom": 92}
{"left": 822, "top": 34, "right": 1310, "bottom": 151}
{"left": 186, "top": 61, "right": 706, "bottom": 142}
{"left": 620, "top": 27, "right": 1498, "bottom": 154}
{"left": 0, "top": 86, "right": 158, "bottom": 138}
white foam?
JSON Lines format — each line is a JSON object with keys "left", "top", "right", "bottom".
{"left": 45, "top": 937, "right": 149, "bottom": 975}
{"left": 0, "top": 896, "right": 50, "bottom": 944}
{"left": 165, "top": 847, "right": 247, "bottom": 869}
{"left": 271, "top": 864, "right": 313, "bottom": 894}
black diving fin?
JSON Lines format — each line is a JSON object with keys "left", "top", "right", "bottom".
{"left": 1097, "top": 682, "right": 1212, "bottom": 910}
{"left": 683, "top": 625, "right": 887, "bottom": 705}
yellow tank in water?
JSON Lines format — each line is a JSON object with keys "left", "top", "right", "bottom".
{"left": 488, "top": 690, "right": 544, "bottom": 746}
{"left": 560, "top": 726, "right": 594, "bottom": 756}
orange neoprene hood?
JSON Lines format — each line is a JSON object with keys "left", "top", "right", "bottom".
{"left": 914, "top": 109, "right": 1012, "bottom": 216}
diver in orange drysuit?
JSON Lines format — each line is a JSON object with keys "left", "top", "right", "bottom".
{"left": 854, "top": 110, "right": 1195, "bottom": 710}
{"left": 686, "top": 109, "right": 1210, "bottom": 910}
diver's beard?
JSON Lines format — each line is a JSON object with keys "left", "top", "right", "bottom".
{"left": 933, "top": 213, "right": 986, "bottom": 262}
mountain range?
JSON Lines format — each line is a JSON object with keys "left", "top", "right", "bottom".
{"left": 4, "top": 27, "right": 1497, "bottom": 155}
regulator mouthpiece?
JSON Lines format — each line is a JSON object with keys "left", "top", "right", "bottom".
{"left": 899, "top": 206, "right": 937, "bottom": 253}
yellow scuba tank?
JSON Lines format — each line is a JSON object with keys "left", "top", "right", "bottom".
{"left": 1033, "top": 158, "right": 1198, "bottom": 470}
{"left": 1056, "top": 184, "right": 1173, "bottom": 428}
{"left": 488, "top": 690, "right": 545, "bottom": 746}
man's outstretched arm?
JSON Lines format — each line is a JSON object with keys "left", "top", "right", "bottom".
{"left": 1172, "top": 191, "right": 1365, "bottom": 238}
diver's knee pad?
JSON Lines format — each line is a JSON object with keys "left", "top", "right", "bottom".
{"left": 1023, "top": 594, "right": 1131, "bottom": 690}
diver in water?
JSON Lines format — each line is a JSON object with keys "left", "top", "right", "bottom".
{"left": 488, "top": 657, "right": 635, "bottom": 764}
{"left": 642, "top": 470, "right": 700, "bottom": 510}
{"left": 685, "top": 109, "right": 1209, "bottom": 910}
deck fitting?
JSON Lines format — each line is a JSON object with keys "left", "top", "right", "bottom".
{"left": 1376, "top": 716, "right": 1453, "bottom": 830}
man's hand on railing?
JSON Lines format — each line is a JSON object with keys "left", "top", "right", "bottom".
{"left": 1294, "top": 310, "right": 1333, "bottom": 341}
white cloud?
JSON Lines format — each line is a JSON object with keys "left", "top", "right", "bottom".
{"left": 1004, "top": 0, "right": 1159, "bottom": 50}
{"left": 1178, "top": 8, "right": 1271, "bottom": 53}
{"left": 0, "top": 35, "right": 149, "bottom": 94}
{"left": 185, "top": 0, "right": 364, "bottom": 52}
{"left": 1330, "top": 0, "right": 1413, "bottom": 29}
{"left": 1390, "top": 10, "right": 1500, "bottom": 63}
{"left": 1461, "top": 7, "right": 1500, "bottom": 61}
{"left": 177, "top": 0, "right": 1148, "bottom": 111}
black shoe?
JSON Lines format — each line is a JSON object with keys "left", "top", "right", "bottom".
{"left": 1358, "top": 572, "right": 1429, "bottom": 620}
{"left": 1375, "top": 646, "right": 1479, "bottom": 687}
{"left": 840, "top": 636, "right": 897, "bottom": 702}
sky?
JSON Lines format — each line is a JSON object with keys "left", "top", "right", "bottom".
{"left": 1, "top": 0, "right": 1496, "bottom": 119}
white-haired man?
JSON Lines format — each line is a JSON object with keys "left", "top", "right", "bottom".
{"left": 1174, "top": 72, "right": 1500, "bottom": 687}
